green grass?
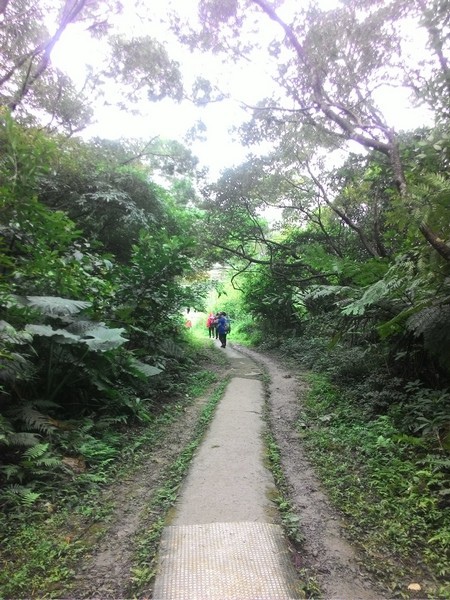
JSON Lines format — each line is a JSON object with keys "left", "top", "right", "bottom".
{"left": 265, "top": 432, "right": 304, "bottom": 546}
{"left": 299, "top": 372, "right": 450, "bottom": 599}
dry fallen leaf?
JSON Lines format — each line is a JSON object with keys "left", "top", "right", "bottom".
{"left": 407, "top": 583, "right": 422, "bottom": 592}
{"left": 62, "top": 456, "right": 86, "bottom": 473}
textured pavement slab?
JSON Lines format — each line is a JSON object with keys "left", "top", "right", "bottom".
{"left": 153, "top": 521, "right": 299, "bottom": 600}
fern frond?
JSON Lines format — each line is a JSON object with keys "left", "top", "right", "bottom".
{"left": 76, "top": 473, "right": 108, "bottom": 484}
{"left": 17, "top": 406, "right": 55, "bottom": 434}
{"left": 0, "top": 464, "right": 22, "bottom": 480}
{"left": 22, "top": 442, "right": 49, "bottom": 460}
{"left": 1, "top": 432, "right": 41, "bottom": 447}
{"left": 305, "top": 285, "right": 354, "bottom": 300}
{"left": 1, "top": 483, "right": 26, "bottom": 495}
{"left": 34, "top": 457, "right": 61, "bottom": 468}
{"left": 95, "top": 415, "right": 128, "bottom": 429}
{"left": 407, "top": 305, "right": 450, "bottom": 362}
{"left": 21, "top": 491, "right": 42, "bottom": 506}
{"left": 342, "top": 280, "right": 388, "bottom": 316}
{"left": 0, "top": 485, "right": 41, "bottom": 506}
{"left": 159, "top": 339, "right": 185, "bottom": 359}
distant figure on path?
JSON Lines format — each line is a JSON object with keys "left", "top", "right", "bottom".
{"left": 213, "top": 312, "right": 220, "bottom": 339}
{"left": 217, "top": 312, "right": 230, "bottom": 348}
{"left": 185, "top": 319, "right": 192, "bottom": 329}
{"left": 206, "top": 313, "right": 215, "bottom": 338}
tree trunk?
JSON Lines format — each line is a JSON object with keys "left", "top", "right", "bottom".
{"left": 7, "top": 0, "right": 88, "bottom": 111}
{"left": 419, "top": 222, "right": 450, "bottom": 262}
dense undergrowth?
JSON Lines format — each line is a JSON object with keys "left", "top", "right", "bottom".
{"left": 0, "top": 113, "right": 209, "bottom": 514}
{"left": 0, "top": 337, "right": 225, "bottom": 598}
{"left": 257, "top": 330, "right": 450, "bottom": 599}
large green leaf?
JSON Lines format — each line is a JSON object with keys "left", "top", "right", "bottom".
{"left": 26, "top": 296, "right": 92, "bottom": 316}
{"left": 25, "top": 324, "right": 80, "bottom": 343}
{"left": 25, "top": 323, "right": 128, "bottom": 352}
{"left": 66, "top": 320, "right": 101, "bottom": 335}
{"left": 128, "top": 357, "right": 162, "bottom": 377}
{"left": 11, "top": 295, "right": 91, "bottom": 316}
{"left": 81, "top": 326, "right": 128, "bottom": 352}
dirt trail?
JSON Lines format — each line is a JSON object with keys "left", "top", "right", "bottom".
{"left": 65, "top": 342, "right": 385, "bottom": 599}
{"left": 236, "top": 344, "right": 386, "bottom": 600}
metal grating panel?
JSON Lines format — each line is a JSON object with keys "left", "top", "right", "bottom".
{"left": 153, "top": 521, "right": 299, "bottom": 600}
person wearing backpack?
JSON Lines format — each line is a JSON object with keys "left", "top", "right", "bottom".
{"left": 213, "top": 312, "right": 220, "bottom": 339}
{"left": 206, "top": 313, "right": 215, "bottom": 338}
{"left": 217, "top": 312, "right": 230, "bottom": 348}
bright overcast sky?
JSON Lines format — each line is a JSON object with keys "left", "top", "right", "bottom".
{"left": 51, "top": 0, "right": 432, "bottom": 179}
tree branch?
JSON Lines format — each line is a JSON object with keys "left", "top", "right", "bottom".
{"left": 7, "top": 0, "right": 89, "bottom": 111}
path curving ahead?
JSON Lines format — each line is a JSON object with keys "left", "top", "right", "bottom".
{"left": 152, "top": 344, "right": 300, "bottom": 599}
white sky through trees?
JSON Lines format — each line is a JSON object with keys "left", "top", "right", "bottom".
{"left": 51, "top": 0, "right": 433, "bottom": 179}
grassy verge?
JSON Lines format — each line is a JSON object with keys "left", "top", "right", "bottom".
{"left": 264, "top": 431, "right": 322, "bottom": 599}
{"left": 128, "top": 378, "right": 229, "bottom": 596}
{"left": 0, "top": 342, "right": 228, "bottom": 599}
{"left": 299, "top": 372, "right": 450, "bottom": 599}
{"left": 261, "top": 371, "right": 321, "bottom": 599}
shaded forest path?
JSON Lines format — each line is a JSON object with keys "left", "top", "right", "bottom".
{"left": 67, "top": 341, "right": 385, "bottom": 599}
{"left": 152, "top": 346, "right": 299, "bottom": 599}
{"left": 152, "top": 342, "right": 384, "bottom": 600}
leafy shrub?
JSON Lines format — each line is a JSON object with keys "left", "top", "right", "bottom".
{"left": 277, "top": 335, "right": 328, "bottom": 369}
{"left": 389, "top": 381, "right": 450, "bottom": 451}
{"left": 321, "top": 345, "right": 383, "bottom": 384}
{"left": 345, "top": 373, "right": 407, "bottom": 416}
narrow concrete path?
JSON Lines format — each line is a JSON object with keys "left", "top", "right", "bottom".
{"left": 152, "top": 343, "right": 300, "bottom": 599}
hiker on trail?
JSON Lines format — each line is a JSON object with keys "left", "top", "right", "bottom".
{"left": 213, "top": 312, "right": 220, "bottom": 339}
{"left": 217, "top": 312, "right": 230, "bottom": 348}
{"left": 206, "top": 313, "right": 215, "bottom": 338}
